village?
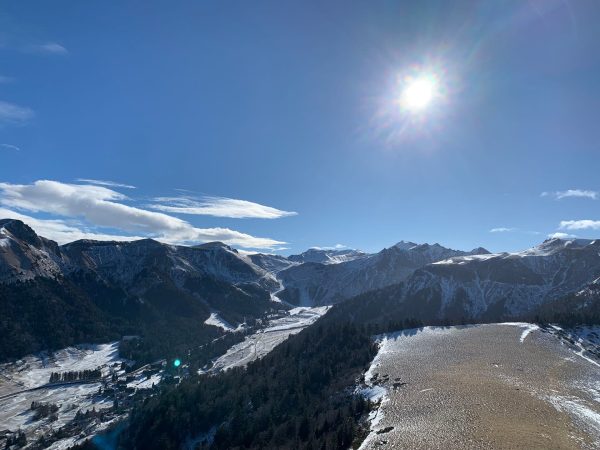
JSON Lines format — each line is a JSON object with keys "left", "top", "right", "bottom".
{"left": 0, "top": 342, "right": 182, "bottom": 450}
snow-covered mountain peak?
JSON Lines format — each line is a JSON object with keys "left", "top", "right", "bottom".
{"left": 518, "top": 238, "right": 596, "bottom": 257}
{"left": 288, "top": 248, "right": 368, "bottom": 265}
{"left": 0, "top": 218, "right": 44, "bottom": 248}
{"left": 194, "top": 241, "right": 236, "bottom": 252}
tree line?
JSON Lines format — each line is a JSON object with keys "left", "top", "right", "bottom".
{"left": 48, "top": 368, "right": 102, "bottom": 383}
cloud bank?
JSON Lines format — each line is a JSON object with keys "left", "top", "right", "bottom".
{"left": 0, "top": 180, "right": 288, "bottom": 249}
{"left": 559, "top": 220, "right": 600, "bottom": 231}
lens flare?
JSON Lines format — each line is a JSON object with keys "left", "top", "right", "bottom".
{"left": 400, "top": 73, "right": 439, "bottom": 112}
{"left": 173, "top": 358, "right": 181, "bottom": 367}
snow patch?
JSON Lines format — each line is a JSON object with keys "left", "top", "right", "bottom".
{"left": 204, "top": 313, "right": 237, "bottom": 332}
{"left": 208, "top": 306, "right": 329, "bottom": 372}
{"left": 498, "top": 322, "right": 540, "bottom": 343}
{"left": 127, "top": 373, "right": 162, "bottom": 390}
{"left": 544, "top": 394, "right": 600, "bottom": 445}
{"left": 357, "top": 338, "right": 392, "bottom": 450}
{"left": 0, "top": 342, "right": 124, "bottom": 435}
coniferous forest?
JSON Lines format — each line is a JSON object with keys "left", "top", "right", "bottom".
{"left": 120, "top": 323, "right": 378, "bottom": 450}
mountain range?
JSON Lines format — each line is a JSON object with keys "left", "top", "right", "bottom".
{"left": 1, "top": 217, "right": 599, "bottom": 362}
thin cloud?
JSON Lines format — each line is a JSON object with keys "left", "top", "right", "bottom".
{"left": 150, "top": 195, "right": 297, "bottom": 219}
{"left": 76, "top": 178, "right": 136, "bottom": 189}
{"left": 0, "top": 144, "right": 20, "bottom": 151}
{"left": 0, "top": 100, "right": 34, "bottom": 124}
{"left": 28, "top": 42, "right": 68, "bottom": 55}
{"left": 559, "top": 220, "right": 600, "bottom": 231}
{"left": 542, "top": 189, "right": 598, "bottom": 200}
{"left": 310, "top": 244, "right": 348, "bottom": 250}
{"left": 0, "top": 76, "right": 13, "bottom": 84}
{"left": 489, "top": 227, "right": 516, "bottom": 233}
{"left": 489, "top": 227, "right": 541, "bottom": 236}
{"left": 0, "top": 180, "right": 286, "bottom": 249}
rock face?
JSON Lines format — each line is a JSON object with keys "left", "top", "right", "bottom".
{"left": 0, "top": 219, "right": 64, "bottom": 283}
{"left": 287, "top": 248, "right": 369, "bottom": 265}
{"left": 2, "top": 217, "right": 599, "bottom": 356}
{"left": 278, "top": 242, "right": 490, "bottom": 306}
{"left": 0, "top": 219, "right": 278, "bottom": 293}
{"left": 0, "top": 220, "right": 284, "bottom": 361}
{"left": 327, "top": 238, "right": 600, "bottom": 325}
{"left": 400, "top": 238, "right": 600, "bottom": 319}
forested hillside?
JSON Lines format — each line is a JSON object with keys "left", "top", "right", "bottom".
{"left": 120, "top": 323, "right": 378, "bottom": 450}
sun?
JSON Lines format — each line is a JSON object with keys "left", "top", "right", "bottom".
{"left": 400, "top": 74, "right": 439, "bottom": 112}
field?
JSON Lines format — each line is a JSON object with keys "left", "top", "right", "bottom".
{"left": 360, "top": 324, "right": 600, "bottom": 450}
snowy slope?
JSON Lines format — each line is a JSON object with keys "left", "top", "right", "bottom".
{"left": 401, "top": 238, "right": 600, "bottom": 319}
{"left": 0, "top": 219, "right": 65, "bottom": 283}
{"left": 288, "top": 248, "right": 369, "bottom": 265}
{"left": 278, "top": 242, "right": 490, "bottom": 306}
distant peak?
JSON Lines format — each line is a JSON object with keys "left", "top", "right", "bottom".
{"left": 470, "top": 247, "right": 491, "bottom": 255}
{"left": 394, "top": 240, "right": 418, "bottom": 250}
{"left": 0, "top": 218, "right": 42, "bottom": 247}
{"left": 195, "top": 241, "right": 235, "bottom": 252}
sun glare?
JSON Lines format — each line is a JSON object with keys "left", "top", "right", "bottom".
{"left": 400, "top": 74, "right": 438, "bottom": 112}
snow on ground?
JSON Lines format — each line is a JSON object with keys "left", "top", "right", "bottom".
{"left": 548, "top": 325, "right": 600, "bottom": 369}
{"left": 127, "top": 373, "right": 162, "bottom": 390}
{"left": 499, "top": 322, "right": 540, "bottom": 343}
{"left": 358, "top": 323, "right": 600, "bottom": 450}
{"left": 204, "top": 313, "right": 237, "bottom": 332}
{"left": 0, "top": 342, "right": 124, "bottom": 439}
{"left": 544, "top": 393, "right": 600, "bottom": 440}
{"left": 356, "top": 339, "right": 391, "bottom": 450}
{"left": 0, "top": 342, "right": 122, "bottom": 392}
{"left": 208, "top": 306, "right": 330, "bottom": 372}
{"left": 432, "top": 253, "right": 499, "bottom": 265}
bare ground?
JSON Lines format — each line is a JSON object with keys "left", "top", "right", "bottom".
{"left": 360, "top": 324, "right": 600, "bottom": 450}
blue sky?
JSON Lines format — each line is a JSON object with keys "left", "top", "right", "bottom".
{"left": 1, "top": 0, "right": 599, "bottom": 254}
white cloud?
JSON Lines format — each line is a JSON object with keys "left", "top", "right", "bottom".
{"left": 310, "top": 244, "right": 348, "bottom": 250}
{"left": 0, "top": 143, "right": 20, "bottom": 151}
{"left": 559, "top": 220, "right": 600, "bottom": 231}
{"left": 30, "top": 42, "right": 68, "bottom": 55}
{"left": 542, "top": 189, "right": 598, "bottom": 200}
{"left": 0, "top": 208, "right": 144, "bottom": 243}
{"left": 548, "top": 232, "right": 577, "bottom": 239}
{"left": 490, "top": 227, "right": 516, "bottom": 233}
{"left": 150, "top": 195, "right": 297, "bottom": 219}
{"left": 0, "top": 100, "right": 34, "bottom": 124}
{"left": 0, "top": 180, "right": 286, "bottom": 249}
{"left": 76, "top": 178, "right": 136, "bottom": 189}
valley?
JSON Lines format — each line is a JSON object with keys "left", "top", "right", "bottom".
{"left": 0, "top": 306, "right": 329, "bottom": 448}
{"left": 1, "top": 218, "right": 600, "bottom": 449}
{"left": 208, "top": 306, "right": 330, "bottom": 372}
